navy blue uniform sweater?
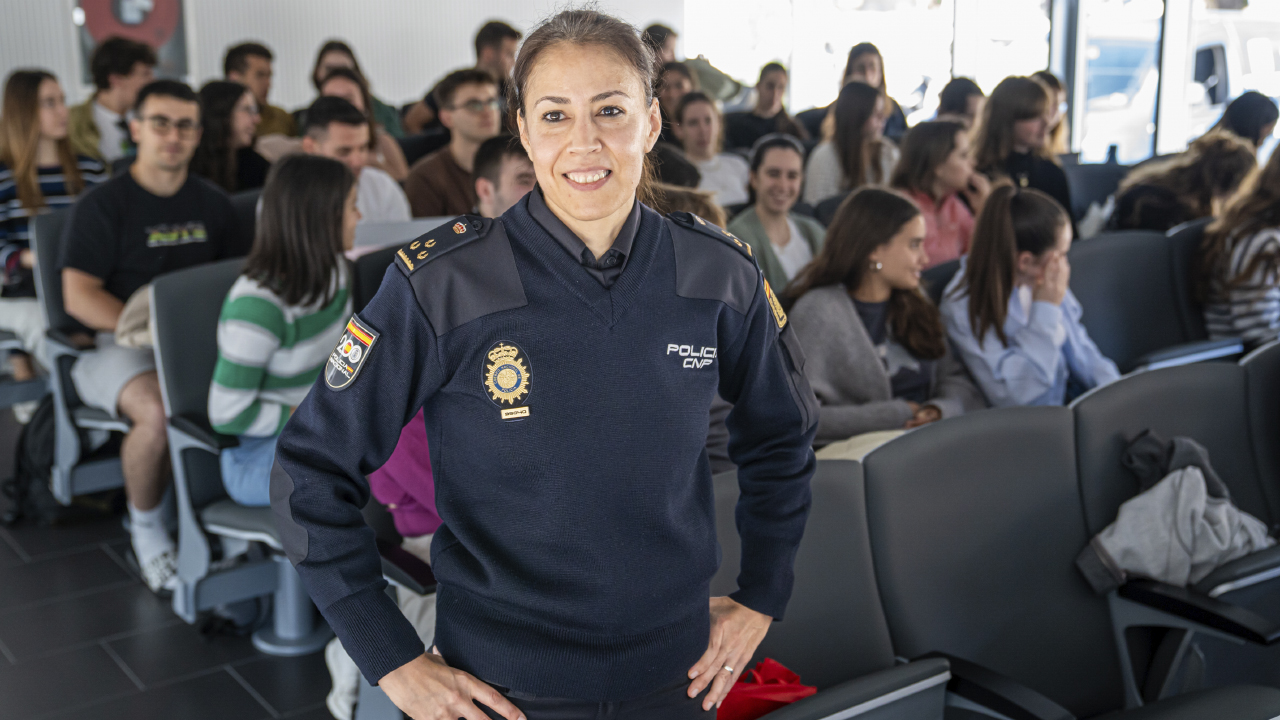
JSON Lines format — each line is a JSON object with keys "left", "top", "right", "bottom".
{"left": 271, "top": 194, "right": 818, "bottom": 700}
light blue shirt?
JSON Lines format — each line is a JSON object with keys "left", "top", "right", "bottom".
{"left": 940, "top": 259, "right": 1121, "bottom": 407}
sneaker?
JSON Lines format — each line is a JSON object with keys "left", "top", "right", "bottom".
{"left": 139, "top": 548, "right": 178, "bottom": 595}
{"left": 11, "top": 400, "right": 36, "bottom": 424}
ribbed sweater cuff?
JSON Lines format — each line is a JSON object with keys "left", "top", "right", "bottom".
{"left": 321, "top": 584, "right": 425, "bottom": 685}
{"left": 730, "top": 584, "right": 790, "bottom": 621}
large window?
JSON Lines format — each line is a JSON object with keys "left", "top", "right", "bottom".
{"left": 1077, "top": 0, "right": 1164, "bottom": 163}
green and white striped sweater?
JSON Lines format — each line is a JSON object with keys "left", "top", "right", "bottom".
{"left": 209, "top": 263, "right": 352, "bottom": 437}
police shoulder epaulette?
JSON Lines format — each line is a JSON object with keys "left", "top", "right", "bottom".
{"left": 667, "top": 211, "right": 756, "bottom": 264}
{"left": 395, "top": 215, "right": 489, "bottom": 275}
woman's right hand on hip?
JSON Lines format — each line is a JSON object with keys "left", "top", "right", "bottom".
{"left": 379, "top": 653, "right": 526, "bottom": 720}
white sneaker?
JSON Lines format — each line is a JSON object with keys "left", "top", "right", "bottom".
{"left": 11, "top": 400, "right": 36, "bottom": 424}
{"left": 139, "top": 548, "right": 178, "bottom": 594}
{"left": 325, "top": 637, "right": 360, "bottom": 720}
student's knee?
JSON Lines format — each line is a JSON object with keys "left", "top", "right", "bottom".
{"left": 119, "top": 372, "right": 167, "bottom": 434}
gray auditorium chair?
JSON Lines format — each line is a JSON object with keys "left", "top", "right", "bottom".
{"left": 31, "top": 210, "right": 127, "bottom": 504}
{"left": 1063, "top": 163, "right": 1130, "bottom": 221}
{"left": 354, "top": 245, "right": 400, "bottom": 311}
{"left": 0, "top": 331, "right": 46, "bottom": 408}
{"left": 922, "top": 259, "right": 960, "bottom": 306}
{"left": 1068, "top": 230, "right": 1242, "bottom": 372}
{"left": 1165, "top": 218, "right": 1217, "bottom": 342}
{"left": 710, "top": 461, "right": 949, "bottom": 719}
{"left": 1243, "top": 340, "right": 1280, "bottom": 503}
{"left": 814, "top": 192, "right": 850, "bottom": 227}
{"left": 1073, "top": 364, "right": 1280, "bottom": 704}
{"left": 862, "top": 407, "right": 1280, "bottom": 718}
{"left": 229, "top": 187, "right": 261, "bottom": 252}
{"left": 151, "top": 259, "right": 331, "bottom": 655}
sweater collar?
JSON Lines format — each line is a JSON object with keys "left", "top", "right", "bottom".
{"left": 527, "top": 185, "right": 641, "bottom": 287}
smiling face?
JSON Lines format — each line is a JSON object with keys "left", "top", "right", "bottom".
{"left": 867, "top": 215, "right": 929, "bottom": 291}
{"left": 517, "top": 42, "right": 661, "bottom": 226}
{"left": 37, "top": 78, "right": 69, "bottom": 141}
{"left": 750, "top": 146, "right": 804, "bottom": 215}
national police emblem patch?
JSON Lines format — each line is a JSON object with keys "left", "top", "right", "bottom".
{"left": 764, "top": 280, "right": 787, "bottom": 330}
{"left": 326, "top": 316, "right": 379, "bottom": 391}
{"left": 483, "top": 341, "right": 531, "bottom": 420}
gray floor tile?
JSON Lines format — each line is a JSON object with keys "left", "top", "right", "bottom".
{"left": 43, "top": 668, "right": 272, "bottom": 720}
{"left": 0, "top": 546, "right": 130, "bottom": 610}
{"left": 0, "top": 581, "right": 175, "bottom": 660}
{"left": 107, "top": 620, "right": 261, "bottom": 686}
{"left": 0, "top": 643, "right": 136, "bottom": 719}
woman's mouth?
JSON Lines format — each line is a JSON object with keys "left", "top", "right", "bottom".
{"left": 564, "top": 169, "right": 611, "bottom": 190}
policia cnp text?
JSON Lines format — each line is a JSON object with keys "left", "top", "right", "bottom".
{"left": 271, "top": 10, "right": 819, "bottom": 720}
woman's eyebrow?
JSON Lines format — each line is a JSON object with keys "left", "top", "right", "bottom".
{"left": 534, "top": 90, "right": 631, "bottom": 106}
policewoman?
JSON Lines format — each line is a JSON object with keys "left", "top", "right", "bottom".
{"left": 272, "top": 10, "right": 818, "bottom": 720}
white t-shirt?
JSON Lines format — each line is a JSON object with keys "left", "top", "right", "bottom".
{"left": 93, "top": 102, "right": 128, "bottom": 163}
{"left": 773, "top": 218, "right": 814, "bottom": 281}
{"left": 694, "top": 154, "right": 750, "bottom": 206}
{"left": 357, "top": 166, "right": 412, "bottom": 223}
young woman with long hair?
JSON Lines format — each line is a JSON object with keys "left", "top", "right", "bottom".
{"left": 657, "top": 61, "right": 697, "bottom": 145}
{"left": 208, "top": 154, "right": 358, "bottom": 506}
{"left": 673, "top": 91, "right": 750, "bottom": 206}
{"left": 729, "top": 133, "right": 826, "bottom": 288}
{"left": 1210, "top": 91, "right": 1278, "bottom": 151}
{"left": 310, "top": 39, "right": 404, "bottom": 137}
{"left": 317, "top": 67, "right": 409, "bottom": 181}
{"left": 891, "top": 120, "right": 992, "bottom": 268}
{"left": 973, "top": 76, "right": 1074, "bottom": 234}
{"left": 1201, "top": 146, "right": 1280, "bottom": 347}
{"left": 273, "top": 10, "right": 817, "bottom": 719}
{"left": 1110, "top": 131, "right": 1256, "bottom": 232}
{"left": 936, "top": 77, "right": 985, "bottom": 127}
{"left": 0, "top": 69, "right": 107, "bottom": 391}
{"left": 783, "top": 187, "right": 984, "bottom": 444}
{"left": 940, "top": 185, "right": 1118, "bottom": 406}
{"left": 803, "top": 81, "right": 898, "bottom": 204}
{"left": 723, "top": 63, "right": 808, "bottom": 150}
{"left": 1031, "top": 70, "right": 1069, "bottom": 156}
{"left": 799, "top": 43, "right": 908, "bottom": 143}
{"left": 189, "top": 80, "right": 268, "bottom": 193}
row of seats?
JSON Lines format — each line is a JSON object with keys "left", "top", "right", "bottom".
{"left": 921, "top": 219, "right": 1243, "bottom": 374}
{"left": 712, "top": 342, "right": 1280, "bottom": 718}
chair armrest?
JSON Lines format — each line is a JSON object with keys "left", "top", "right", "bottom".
{"left": 917, "top": 652, "right": 1075, "bottom": 720}
{"left": 759, "top": 657, "right": 949, "bottom": 720}
{"left": 1193, "top": 545, "right": 1280, "bottom": 598}
{"left": 170, "top": 415, "right": 239, "bottom": 450}
{"left": 377, "top": 538, "right": 436, "bottom": 596}
{"left": 45, "top": 329, "right": 85, "bottom": 356}
{"left": 1133, "top": 338, "right": 1244, "bottom": 371}
{"left": 1119, "top": 579, "right": 1280, "bottom": 644}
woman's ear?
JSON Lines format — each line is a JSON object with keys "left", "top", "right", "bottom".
{"left": 1015, "top": 250, "right": 1041, "bottom": 280}
{"left": 645, "top": 97, "right": 662, "bottom": 151}
{"left": 516, "top": 112, "right": 532, "bottom": 154}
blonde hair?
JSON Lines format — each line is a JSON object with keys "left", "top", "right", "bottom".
{"left": 0, "top": 69, "right": 83, "bottom": 211}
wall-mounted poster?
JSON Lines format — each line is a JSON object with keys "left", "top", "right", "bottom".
{"left": 76, "top": 0, "right": 189, "bottom": 83}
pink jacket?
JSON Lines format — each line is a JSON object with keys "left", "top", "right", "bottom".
{"left": 368, "top": 409, "right": 441, "bottom": 538}
{"left": 906, "top": 190, "right": 975, "bottom": 269}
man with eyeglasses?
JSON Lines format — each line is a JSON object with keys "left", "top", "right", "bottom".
{"left": 404, "top": 68, "right": 502, "bottom": 218}
{"left": 59, "top": 80, "right": 245, "bottom": 594}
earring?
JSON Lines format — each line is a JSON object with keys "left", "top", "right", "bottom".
{"left": 872, "top": 262, "right": 883, "bottom": 271}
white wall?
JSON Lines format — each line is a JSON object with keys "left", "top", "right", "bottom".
{"left": 0, "top": 0, "right": 684, "bottom": 110}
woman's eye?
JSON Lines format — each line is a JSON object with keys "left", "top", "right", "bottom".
{"left": 542, "top": 111, "right": 565, "bottom": 122}
{"left": 599, "top": 106, "right": 623, "bottom": 117}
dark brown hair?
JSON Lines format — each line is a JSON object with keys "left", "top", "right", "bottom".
{"left": 244, "top": 154, "right": 355, "bottom": 307}
{"left": 1201, "top": 144, "right": 1280, "bottom": 299}
{"left": 648, "top": 182, "right": 727, "bottom": 226}
{"left": 755, "top": 63, "right": 809, "bottom": 141}
{"left": 224, "top": 42, "right": 273, "bottom": 77}
{"left": 190, "top": 80, "right": 251, "bottom": 193}
{"left": 891, "top": 120, "right": 967, "bottom": 200}
{"left": 433, "top": 67, "right": 499, "bottom": 109}
{"left": 956, "top": 185, "right": 1068, "bottom": 346}
{"left": 833, "top": 81, "right": 887, "bottom": 190}
{"left": 318, "top": 67, "right": 378, "bottom": 151}
{"left": 89, "top": 37, "right": 156, "bottom": 91}
{"left": 973, "top": 76, "right": 1053, "bottom": 173}
{"left": 311, "top": 40, "right": 363, "bottom": 90}
{"left": 0, "top": 70, "right": 83, "bottom": 210}
{"left": 510, "top": 9, "right": 660, "bottom": 206}
{"left": 783, "top": 187, "right": 947, "bottom": 360}
{"left": 843, "top": 43, "right": 886, "bottom": 93}
{"left": 1118, "top": 130, "right": 1256, "bottom": 220}
{"left": 475, "top": 20, "right": 522, "bottom": 57}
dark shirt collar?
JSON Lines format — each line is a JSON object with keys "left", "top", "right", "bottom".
{"left": 528, "top": 186, "right": 641, "bottom": 288}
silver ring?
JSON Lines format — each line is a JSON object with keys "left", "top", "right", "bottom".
{"left": 722, "top": 665, "right": 734, "bottom": 673}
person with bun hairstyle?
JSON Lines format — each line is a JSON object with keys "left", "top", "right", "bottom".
{"left": 1109, "top": 131, "right": 1256, "bottom": 232}
{"left": 784, "top": 187, "right": 984, "bottom": 444}
{"left": 272, "top": 9, "right": 818, "bottom": 719}
{"left": 940, "top": 186, "right": 1119, "bottom": 406}
{"left": 891, "top": 120, "right": 991, "bottom": 268}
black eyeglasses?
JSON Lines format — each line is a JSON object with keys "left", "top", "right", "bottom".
{"left": 141, "top": 115, "right": 200, "bottom": 137}
{"left": 450, "top": 98, "right": 502, "bottom": 114}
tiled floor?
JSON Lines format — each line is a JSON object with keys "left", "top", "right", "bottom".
{"left": 0, "top": 412, "right": 333, "bottom": 720}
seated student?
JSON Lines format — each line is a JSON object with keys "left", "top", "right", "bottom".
{"left": 941, "top": 186, "right": 1119, "bottom": 407}
{"left": 803, "top": 81, "right": 898, "bottom": 205}
{"left": 0, "top": 69, "right": 108, "bottom": 410}
{"left": 208, "top": 155, "right": 356, "bottom": 506}
{"left": 1202, "top": 144, "right": 1280, "bottom": 348}
{"left": 309, "top": 40, "right": 403, "bottom": 137}
{"left": 672, "top": 92, "right": 750, "bottom": 206}
{"left": 729, "top": 134, "right": 826, "bottom": 289}
{"left": 224, "top": 42, "right": 295, "bottom": 137}
{"left": 60, "top": 80, "right": 242, "bottom": 592}
{"left": 302, "top": 96, "right": 410, "bottom": 223}
{"left": 658, "top": 61, "right": 698, "bottom": 146}
{"left": 1032, "top": 71, "right": 1070, "bottom": 156}
{"left": 724, "top": 63, "right": 809, "bottom": 152}
{"left": 472, "top": 134, "right": 535, "bottom": 219}
{"left": 797, "top": 44, "right": 908, "bottom": 144}
{"left": 69, "top": 37, "right": 156, "bottom": 164}
{"left": 891, "top": 120, "right": 991, "bottom": 268}
{"left": 403, "top": 21, "right": 522, "bottom": 136}
{"left": 317, "top": 69, "right": 409, "bottom": 181}
{"left": 973, "top": 76, "right": 1075, "bottom": 235}
{"left": 784, "top": 187, "right": 984, "bottom": 445}
{"left": 1210, "top": 91, "right": 1278, "bottom": 152}
{"left": 642, "top": 23, "right": 679, "bottom": 65}
{"left": 936, "top": 77, "right": 985, "bottom": 127}
{"left": 1109, "top": 131, "right": 1255, "bottom": 232}
{"left": 404, "top": 69, "right": 500, "bottom": 217}
{"left": 190, "top": 81, "right": 269, "bottom": 193}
